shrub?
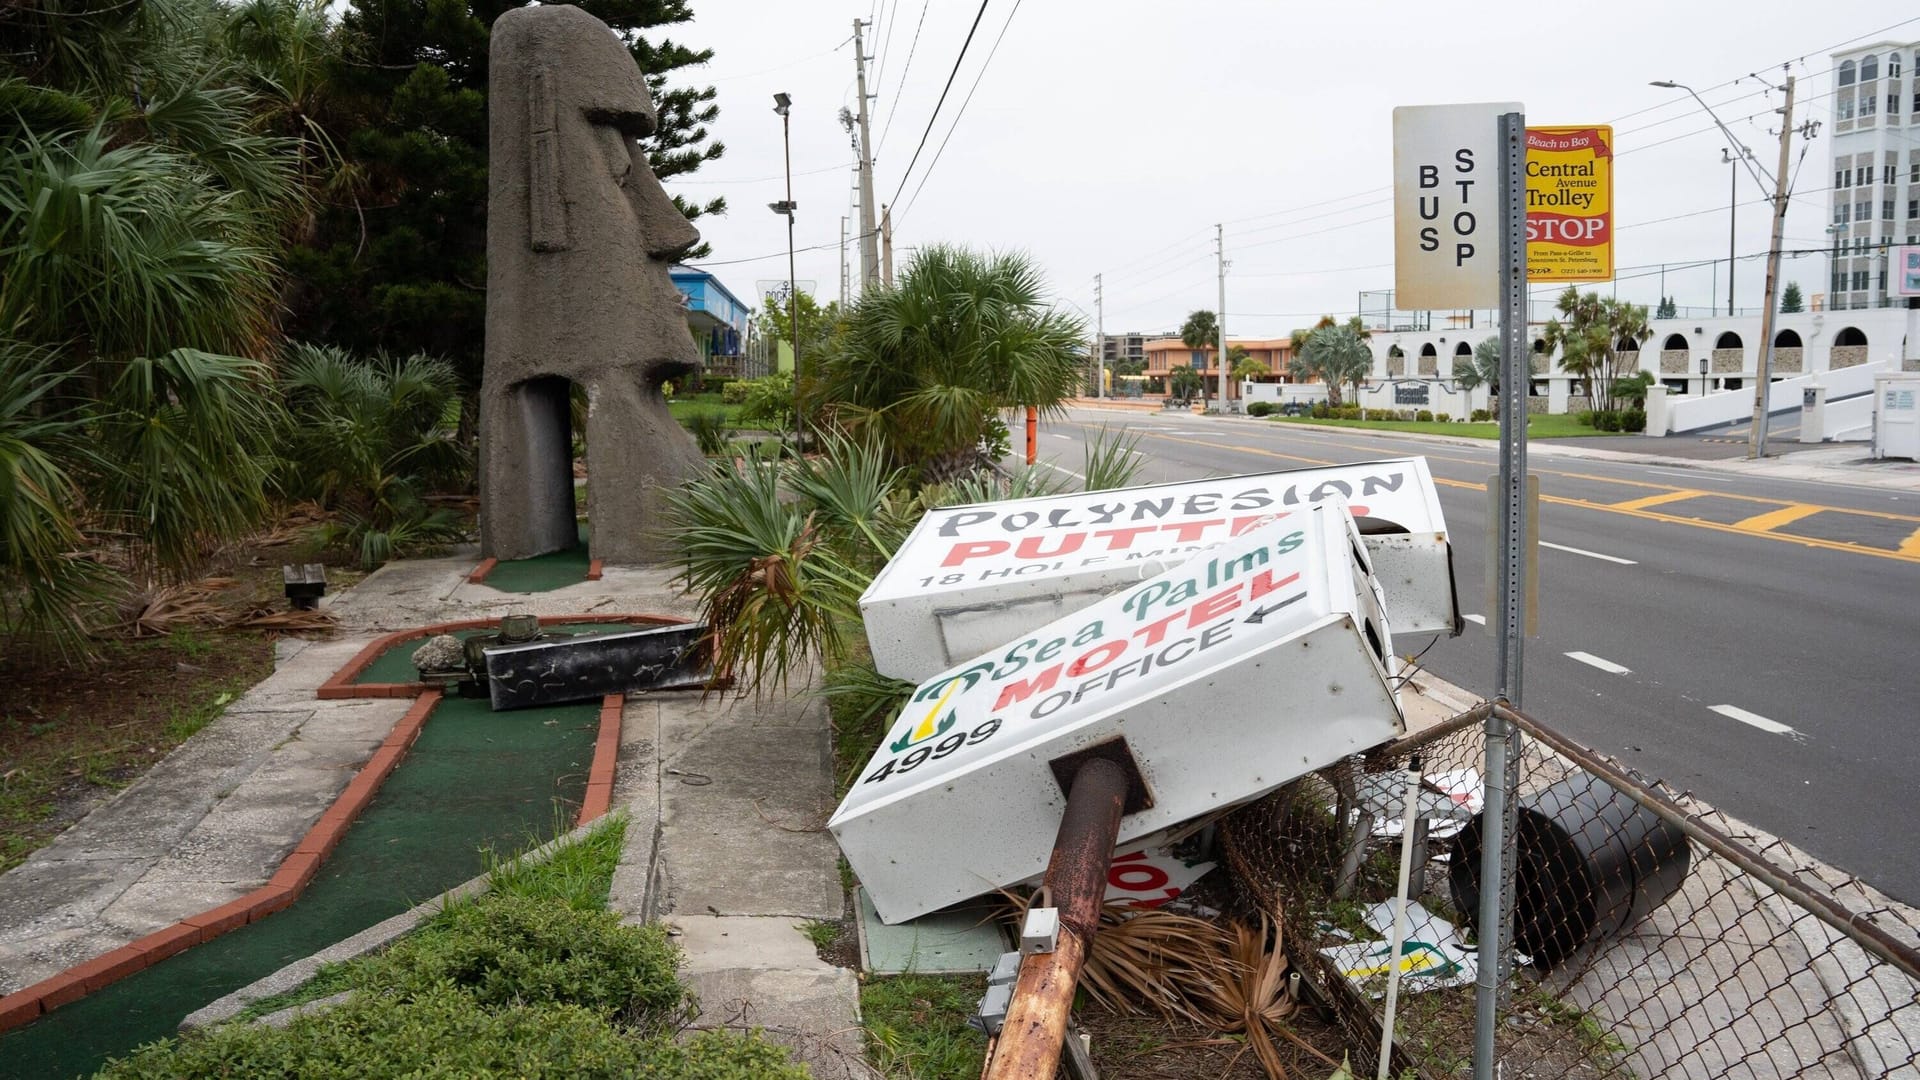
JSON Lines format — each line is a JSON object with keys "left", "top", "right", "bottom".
{"left": 684, "top": 410, "right": 731, "bottom": 456}
{"left": 703, "top": 376, "right": 732, "bottom": 399}
{"left": 1415, "top": 409, "right": 1434, "bottom": 422}
{"left": 1471, "top": 408, "right": 1492, "bottom": 422}
{"left": 1246, "top": 401, "right": 1274, "bottom": 417}
{"left": 96, "top": 986, "right": 808, "bottom": 1080}
{"left": 721, "top": 379, "right": 752, "bottom": 405}
{"left": 1591, "top": 410, "right": 1620, "bottom": 431}
{"left": 1620, "top": 408, "right": 1647, "bottom": 433}
{"left": 737, "top": 373, "right": 795, "bottom": 430}
{"left": 1576, "top": 410, "right": 1595, "bottom": 426}
{"left": 1337, "top": 406, "right": 1362, "bottom": 420}
{"left": 1435, "top": 412, "right": 1452, "bottom": 423}
{"left": 348, "top": 893, "right": 684, "bottom": 1022}
{"left": 1311, "top": 401, "right": 1332, "bottom": 419}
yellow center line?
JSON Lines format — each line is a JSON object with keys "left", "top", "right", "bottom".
{"left": 1609, "top": 489, "right": 1709, "bottom": 511}
{"left": 1109, "top": 428, "right": 1920, "bottom": 566}
{"left": 1730, "top": 504, "right": 1827, "bottom": 533}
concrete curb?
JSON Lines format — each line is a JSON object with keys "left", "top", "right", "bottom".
{"left": 180, "top": 814, "right": 621, "bottom": 1031}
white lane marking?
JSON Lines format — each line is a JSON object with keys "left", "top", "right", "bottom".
{"left": 1462, "top": 613, "right": 1486, "bottom": 625}
{"left": 1540, "top": 541, "right": 1637, "bottom": 565}
{"left": 1565, "top": 651, "right": 1631, "bottom": 675}
{"left": 1035, "top": 460, "right": 1085, "bottom": 480}
{"left": 1047, "top": 433, "right": 1076, "bottom": 441}
{"left": 1710, "top": 704, "right": 1798, "bottom": 736}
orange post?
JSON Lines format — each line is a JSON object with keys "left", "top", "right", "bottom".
{"left": 1025, "top": 406, "right": 1038, "bottom": 465}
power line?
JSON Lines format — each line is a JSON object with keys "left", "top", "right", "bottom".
{"left": 681, "top": 230, "right": 878, "bottom": 269}
{"left": 871, "top": 0, "right": 898, "bottom": 93}
{"left": 875, "top": 0, "right": 932, "bottom": 153}
{"left": 887, "top": 0, "right": 993, "bottom": 209}
{"left": 895, "top": 0, "right": 1026, "bottom": 224}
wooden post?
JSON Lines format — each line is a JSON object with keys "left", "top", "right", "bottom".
{"left": 984, "top": 759, "right": 1128, "bottom": 1080}
{"left": 1025, "top": 406, "right": 1038, "bottom": 465}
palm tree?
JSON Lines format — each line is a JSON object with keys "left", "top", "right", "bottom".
{"left": 1456, "top": 337, "right": 1504, "bottom": 419}
{"left": 1542, "top": 288, "right": 1650, "bottom": 413}
{"left": 1179, "top": 310, "right": 1218, "bottom": 408}
{"left": 819, "top": 246, "right": 1086, "bottom": 485}
{"left": 1292, "top": 324, "right": 1372, "bottom": 408}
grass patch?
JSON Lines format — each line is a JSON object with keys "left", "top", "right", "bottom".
{"left": 667, "top": 392, "right": 782, "bottom": 432}
{"left": 0, "top": 633, "right": 273, "bottom": 874}
{"left": 798, "top": 919, "right": 839, "bottom": 951}
{"left": 860, "top": 973, "right": 988, "bottom": 1080}
{"left": 1268, "top": 413, "right": 1621, "bottom": 439}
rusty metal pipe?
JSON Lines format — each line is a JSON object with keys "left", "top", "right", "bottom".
{"left": 984, "top": 757, "right": 1129, "bottom": 1080}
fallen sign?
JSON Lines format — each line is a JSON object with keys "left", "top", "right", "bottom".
{"left": 831, "top": 505, "right": 1407, "bottom": 925}
{"left": 860, "top": 457, "right": 1460, "bottom": 682}
{"left": 482, "top": 623, "right": 711, "bottom": 709}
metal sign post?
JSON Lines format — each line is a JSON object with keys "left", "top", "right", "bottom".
{"left": 1474, "top": 109, "right": 1530, "bottom": 1080}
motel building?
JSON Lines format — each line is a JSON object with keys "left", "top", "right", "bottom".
{"left": 1238, "top": 304, "right": 1920, "bottom": 439}
{"left": 1143, "top": 337, "right": 1295, "bottom": 402}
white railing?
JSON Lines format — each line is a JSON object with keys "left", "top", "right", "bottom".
{"left": 1662, "top": 360, "right": 1891, "bottom": 434}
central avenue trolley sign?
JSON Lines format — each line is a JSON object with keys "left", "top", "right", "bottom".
{"left": 861, "top": 458, "right": 1459, "bottom": 682}
{"left": 832, "top": 507, "right": 1407, "bottom": 924}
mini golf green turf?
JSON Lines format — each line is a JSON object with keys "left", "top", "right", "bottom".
{"left": 482, "top": 521, "right": 591, "bottom": 593}
{"left": 0, "top": 694, "right": 598, "bottom": 1079}
{"left": 352, "top": 622, "right": 640, "bottom": 685}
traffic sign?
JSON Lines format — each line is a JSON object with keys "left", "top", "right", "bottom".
{"left": 1525, "top": 126, "right": 1613, "bottom": 281}
{"left": 1393, "top": 102, "right": 1522, "bottom": 309}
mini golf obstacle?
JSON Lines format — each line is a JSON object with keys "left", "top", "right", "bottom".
{"left": 859, "top": 457, "right": 1460, "bottom": 684}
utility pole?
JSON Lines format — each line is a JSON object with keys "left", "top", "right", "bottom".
{"left": 1215, "top": 224, "right": 1229, "bottom": 410}
{"left": 839, "top": 216, "right": 849, "bottom": 307}
{"left": 1094, "top": 274, "right": 1105, "bottom": 400}
{"left": 852, "top": 19, "right": 880, "bottom": 290}
{"left": 881, "top": 204, "right": 894, "bottom": 286}
{"left": 1749, "top": 73, "right": 1797, "bottom": 460}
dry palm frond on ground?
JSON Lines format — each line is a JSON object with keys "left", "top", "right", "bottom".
{"left": 998, "top": 895, "right": 1329, "bottom": 1079}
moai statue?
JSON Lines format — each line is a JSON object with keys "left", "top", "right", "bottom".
{"left": 479, "top": 4, "right": 707, "bottom": 565}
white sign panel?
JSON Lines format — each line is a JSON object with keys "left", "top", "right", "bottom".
{"left": 832, "top": 508, "right": 1405, "bottom": 924}
{"left": 1393, "top": 102, "right": 1521, "bottom": 310}
{"left": 862, "top": 458, "right": 1457, "bottom": 681}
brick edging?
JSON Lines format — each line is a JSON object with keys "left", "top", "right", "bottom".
{"left": 577, "top": 695, "right": 623, "bottom": 827}
{"left": 0, "top": 612, "right": 677, "bottom": 1034}
{"left": 316, "top": 614, "right": 685, "bottom": 700}
{"left": 0, "top": 690, "right": 442, "bottom": 1034}
{"left": 466, "top": 558, "right": 498, "bottom": 584}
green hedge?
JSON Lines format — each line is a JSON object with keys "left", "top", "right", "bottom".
{"left": 97, "top": 987, "right": 806, "bottom": 1079}
{"left": 96, "top": 885, "right": 805, "bottom": 1079}
{"left": 1246, "top": 401, "right": 1274, "bottom": 416}
{"left": 347, "top": 893, "right": 683, "bottom": 1020}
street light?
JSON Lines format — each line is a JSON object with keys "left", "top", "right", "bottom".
{"left": 1651, "top": 77, "right": 1797, "bottom": 459}
{"left": 771, "top": 92, "right": 800, "bottom": 443}
{"left": 1721, "top": 147, "right": 1746, "bottom": 316}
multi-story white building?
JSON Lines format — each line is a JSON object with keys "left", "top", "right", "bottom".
{"left": 1828, "top": 41, "right": 1920, "bottom": 311}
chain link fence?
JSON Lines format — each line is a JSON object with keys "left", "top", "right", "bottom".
{"left": 1219, "top": 702, "right": 1920, "bottom": 1080}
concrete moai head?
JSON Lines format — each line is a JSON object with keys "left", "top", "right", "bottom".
{"left": 479, "top": 4, "right": 707, "bottom": 565}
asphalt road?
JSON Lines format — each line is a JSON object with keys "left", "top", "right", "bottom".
{"left": 1030, "top": 407, "right": 1920, "bottom": 905}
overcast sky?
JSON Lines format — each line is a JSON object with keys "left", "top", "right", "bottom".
{"left": 664, "top": 1, "right": 1917, "bottom": 337}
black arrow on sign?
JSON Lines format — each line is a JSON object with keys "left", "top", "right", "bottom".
{"left": 1244, "top": 592, "right": 1306, "bottom": 624}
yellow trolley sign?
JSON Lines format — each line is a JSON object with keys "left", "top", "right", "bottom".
{"left": 1525, "top": 125, "right": 1613, "bottom": 281}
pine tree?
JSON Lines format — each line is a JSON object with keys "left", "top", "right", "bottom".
{"left": 284, "top": 0, "right": 725, "bottom": 385}
{"left": 1780, "top": 282, "right": 1804, "bottom": 313}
